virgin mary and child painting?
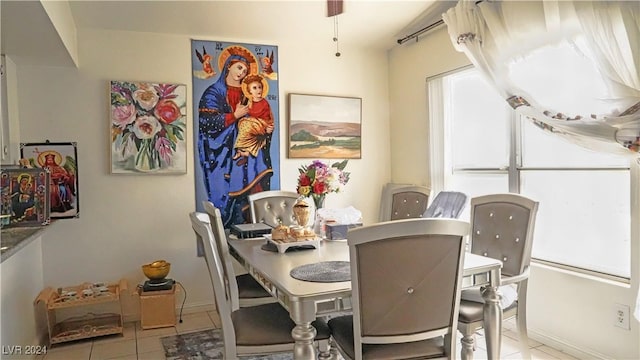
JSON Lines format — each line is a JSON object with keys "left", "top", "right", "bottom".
{"left": 191, "top": 40, "right": 281, "bottom": 228}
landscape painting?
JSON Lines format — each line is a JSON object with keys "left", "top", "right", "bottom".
{"left": 288, "top": 93, "right": 361, "bottom": 159}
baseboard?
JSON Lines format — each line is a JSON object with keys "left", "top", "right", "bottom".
{"left": 177, "top": 301, "right": 217, "bottom": 316}
{"left": 528, "top": 328, "right": 608, "bottom": 359}
{"left": 123, "top": 301, "right": 216, "bottom": 323}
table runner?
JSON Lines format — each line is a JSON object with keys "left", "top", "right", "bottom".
{"left": 290, "top": 261, "right": 351, "bottom": 282}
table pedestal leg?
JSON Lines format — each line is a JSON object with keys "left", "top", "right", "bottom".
{"left": 481, "top": 285, "right": 502, "bottom": 359}
{"left": 292, "top": 323, "right": 317, "bottom": 360}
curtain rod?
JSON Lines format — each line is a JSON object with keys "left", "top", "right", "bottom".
{"left": 397, "top": 0, "right": 484, "bottom": 45}
{"left": 397, "top": 19, "right": 444, "bottom": 44}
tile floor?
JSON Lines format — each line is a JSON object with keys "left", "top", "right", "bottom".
{"left": 39, "top": 311, "right": 221, "bottom": 360}
{"left": 38, "top": 311, "right": 580, "bottom": 360}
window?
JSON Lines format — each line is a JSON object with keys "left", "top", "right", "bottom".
{"left": 429, "top": 67, "right": 634, "bottom": 280}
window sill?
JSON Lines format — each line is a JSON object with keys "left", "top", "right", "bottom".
{"left": 531, "top": 259, "right": 630, "bottom": 288}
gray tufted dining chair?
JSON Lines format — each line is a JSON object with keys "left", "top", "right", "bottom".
{"left": 379, "top": 184, "right": 431, "bottom": 222}
{"left": 458, "top": 193, "right": 539, "bottom": 360}
{"left": 189, "top": 211, "right": 330, "bottom": 358}
{"left": 248, "top": 190, "right": 301, "bottom": 227}
{"left": 201, "top": 202, "right": 276, "bottom": 308}
{"left": 328, "top": 218, "right": 468, "bottom": 360}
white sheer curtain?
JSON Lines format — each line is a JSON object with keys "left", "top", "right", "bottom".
{"left": 443, "top": 0, "right": 640, "bottom": 158}
{"left": 443, "top": 0, "right": 640, "bottom": 322}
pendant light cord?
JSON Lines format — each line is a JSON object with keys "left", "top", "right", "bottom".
{"left": 333, "top": 16, "right": 341, "bottom": 57}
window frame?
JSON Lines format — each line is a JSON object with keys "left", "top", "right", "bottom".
{"left": 427, "top": 66, "right": 637, "bottom": 282}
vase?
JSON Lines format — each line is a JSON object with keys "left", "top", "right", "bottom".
{"left": 310, "top": 194, "right": 326, "bottom": 237}
{"left": 135, "top": 153, "right": 152, "bottom": 172}
{"left": 311, "top": 194, "right": 326, "bottom": 210}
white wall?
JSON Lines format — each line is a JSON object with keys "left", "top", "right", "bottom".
{"left": 40, "top": 0, "right": 78, "bottom": 67}
{"left": 388, "top": 26, "right": 640, "bottom": 359}
{"left": 14, "top": 27, "right": 391, "bottom": 315}
{"left": 387, "top": 27, "right": 469, "bottom": 187}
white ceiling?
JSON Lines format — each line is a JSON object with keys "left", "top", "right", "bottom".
{"left": 68, "top": 1, "right": 437, "bottom": 50}
{"left": 2, "top": 0, "right": 445, "bottom": 67}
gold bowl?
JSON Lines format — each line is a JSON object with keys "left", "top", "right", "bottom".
{"left": 142, "top": 260, "right": 171, "bottom": 280}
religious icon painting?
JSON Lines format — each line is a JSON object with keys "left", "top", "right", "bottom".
{"left": 20, "top": 142, "right": 79, "bottom": 219}
{"left": 0, "top": 167, "right": 51, "bottom": 227}
{"left": 109, "top": 80, "right": 187, "bottom": 174}
{"left": 191, "top": 39, "right": 281, "bottom": 228}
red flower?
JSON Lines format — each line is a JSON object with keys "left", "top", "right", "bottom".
{"left": 299, "top": 174, "right": 311, "bottom": 186}
{"left": 154, "top": 99, "right": 182, "bottom": 124}
{"left": 312, "top": 181, "right": 326, "bottom": 194}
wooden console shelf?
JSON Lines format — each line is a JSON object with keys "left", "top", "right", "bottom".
{"left": 35, "top": 279, "right": 127, "bottom": 345}
{"left": 139, "top": 284, "right": 176, "bottom": 329}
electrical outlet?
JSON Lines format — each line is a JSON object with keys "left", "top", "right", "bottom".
{"left": 613, "top": 303, "right": 630, "bottom": 330}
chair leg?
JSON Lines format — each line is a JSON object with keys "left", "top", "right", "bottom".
{"left": 460, "top": 330, "right": 476, "bottom": 360}
{"left": 444, "top": 333, "right": 458, "bottom": 359}
{"left": 322, "top": 337, "right": 342, "bottom": 360}
{"left": 318, "top": 338, "right": 331, "bottom": 359}
{"left": 516, "top": 311, "right": 531, "bottom": 360}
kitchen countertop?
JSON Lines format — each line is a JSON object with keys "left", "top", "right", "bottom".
{"left": 1, "top": 224, "right": 52, "bottom": 263}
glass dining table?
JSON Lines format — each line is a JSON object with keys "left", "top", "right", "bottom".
{"left": 228, "top": 237, "right": 503, "bottom": 360}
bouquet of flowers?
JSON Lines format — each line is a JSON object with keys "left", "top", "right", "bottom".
{"left": 110, "top": 81, "right": 186, "bottom": 172}
{"left": 296, "top": 160, "right": 350, "bottom": 209}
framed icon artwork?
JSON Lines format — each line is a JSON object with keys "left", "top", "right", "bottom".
{"left": 21, "top": 141, "right": 79, "bottom": 219}
{"left": 0, "top": 167, "right": 51, "bottom": 227}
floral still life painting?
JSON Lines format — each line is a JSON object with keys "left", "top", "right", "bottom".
{"left": 110, "top": 81, "right": 187, "bottom": 174}
{"left": 296, "top": 159, "right": 350, "bottom": 209}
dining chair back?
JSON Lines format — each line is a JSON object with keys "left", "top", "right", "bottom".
{"left": 328, "top": 218, "right": 468, "bottom": 360}
{"left": 189, "top": 211, "right": 331, "bottom": 358}
{"left": 424, "top": 190, "right": 468, "bottom": 219}
{"left": 248, "top": 190, "right": 301, "bottom": 226}
{"left": 458, "top": 193, "right": 539, "bottom": 360}
{"left": 193, "top": 211, "right": 208, "bottom": 258}
{"left": 201, "top": 201, "right": 275, "bottom": 308}
{"left": 379, "top": 183, "right": 431, "bottom": 222}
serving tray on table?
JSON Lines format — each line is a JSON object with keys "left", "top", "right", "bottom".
{"left": 264, "top": 234, "right": 321, "bottom": 253}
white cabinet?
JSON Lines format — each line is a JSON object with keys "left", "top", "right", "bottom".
{"left": 0, "top": 234, "right": 44, "bottom": 352}
{"left": 1, "top": 55, "right": 9, "bottom": 162}
{"left": 1, "top": 55, "right": 20, "bottom": 165}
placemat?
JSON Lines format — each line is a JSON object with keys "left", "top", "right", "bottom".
{"left": 290, "top": 261, "right": 351, "bottom": 282}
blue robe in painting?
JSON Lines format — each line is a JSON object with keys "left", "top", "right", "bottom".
{"left": 198, "top": 55, "right": 273, "bottom": 227}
